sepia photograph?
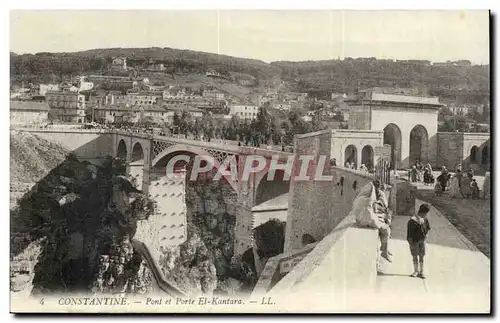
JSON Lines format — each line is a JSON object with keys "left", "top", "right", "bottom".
{"left": 8, "top": 9, "right": 491, "bottom": 314}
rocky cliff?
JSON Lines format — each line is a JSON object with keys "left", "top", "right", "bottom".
{"left": 157, "top": 161, "right": 257, "bottom": 296}
{"left": 10, "top": 131, "right": 158, "bottom": 297}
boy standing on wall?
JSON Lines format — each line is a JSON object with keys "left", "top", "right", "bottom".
{"left": 407, "top": 203, "right": 431, "bottom": 279}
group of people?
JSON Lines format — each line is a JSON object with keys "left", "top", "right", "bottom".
{"left": 350, "top": 179, "right": 432, "bottom": 279}
{"left": 446, "top": 168, "right": 490, "bottom": 200}
{"left": 410, "top": 160, "right": 490, "bottom": 200}
{"left": 409, "top": 160, "right": 434, "bottom": 184}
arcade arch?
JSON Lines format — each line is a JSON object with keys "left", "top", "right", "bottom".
{"left": 409, "top": 125, "right": 429, "bottom": 165}
{"left": 344, "top": 145, "right": 358, "bottom": 168}
{"left": 470, "top": 146, "right": 479, "bottom": 164}
{"left": 383, "top": 123, "right": 402, "bottom": 169}
{"left": 361, "top": 145, "right": 374, "bottom": 170}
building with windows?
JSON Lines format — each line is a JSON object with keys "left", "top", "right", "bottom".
{"left": 46, "top": 91, "right": 86, "bottom": 123}
{"left": 127, "top": 92, "right": 162, "bottom": 106}
{"left": 203, "top": 89, "right": 225, "bottom": 100}
{"left": 229, "top": 105, "right": 260, "bottom": 120}
{"left": 10, "top": 100, "right": 50, "bottom": 125}
{"left": 112, "top": 56, "right": 127, "bottom": 70}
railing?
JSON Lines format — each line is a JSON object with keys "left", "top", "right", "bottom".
{"left": 374, "top": 159, "right": 391, "bottom": 186}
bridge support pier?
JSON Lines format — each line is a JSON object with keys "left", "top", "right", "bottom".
{"left": 142, "top": 147, "right": 151, "bottom": 195}
{"left": 233, "top": 172, "right": 257, "bottom": 258}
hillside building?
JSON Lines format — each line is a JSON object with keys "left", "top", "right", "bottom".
{"left": 229, "top": 105, "right": 260, "bottom": 120}
{"left": 46, "top": 91, "right": 86, "bottom": 123}
{"left": 10, "top": 100, "right": 50, "bottom": 125}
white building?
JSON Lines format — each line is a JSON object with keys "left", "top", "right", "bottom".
{"left": 274, "top": 104, "right": 291, "bottom": 111}
{"left": 127, "top": 92, "right": 162, "bottom": 106}
{"left": 10, "top": 100, "right": 49, "bottom": 125}
{"left": 78, "top": 77, "right": 94, "bottom": 92}
{"left": 112, "top": 56, "right": 127, "bottom": 70}
{"left": 203, "top": 89, "right": 225, "bottom": 100}
{"left": 448, "top": 105, "right": 470, "bottom": 116}
{"left": 46, "top": 91, "right": 86, "bottom": 123}
{"left": 229, "top": 105, "right": 260, "bottom": 120}
{"left": 39, "top": 84, "right": 60, "bottom": 96}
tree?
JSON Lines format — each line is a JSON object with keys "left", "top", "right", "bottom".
{"left": 252, "top": 106, "right": 274, "bottom": 144}
{"left": 172, "top": 112, "right": 181, "bottom": 128}
{"left": 311, "top": 112, "right": 325, "bottom": 131}
{"left": 438, "top": 116, "right": 468, "bottom": 132}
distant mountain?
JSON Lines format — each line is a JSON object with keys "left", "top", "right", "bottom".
{"left": 10, "top": 47, "right": 490, "bottom": 105}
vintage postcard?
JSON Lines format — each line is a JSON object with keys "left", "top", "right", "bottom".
{"left": 9, "top": 10, "right": 491, "bottom": 313}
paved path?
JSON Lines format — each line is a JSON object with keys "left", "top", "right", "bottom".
{"left": 374, "top": 200, "right": 490, "bottom": 313}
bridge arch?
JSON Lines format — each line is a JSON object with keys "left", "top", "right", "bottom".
{"left": 152, "top": 144, "right": 238, "bottom": 192}
{"left": 409, "top": 124, "right": 429, "bottom": 165}
{"left": 132, "top": 142, "right": 144, "bottom": 162}
{"left": 254, "top": 169, "right": 290, "bottom": 206}
{"left": 117, "top": 139, "right": 128, "bottom": 160}
{"left": 383, "top": 123, "right": 402, "bottom": 168}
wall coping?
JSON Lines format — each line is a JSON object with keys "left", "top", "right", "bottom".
{"left": 265, "top": 212, "right": 378, "bottom": 296}
{"left": 331, "top": 166, "right": 376, "bottom": 181}
{"left": 295, "top": 129, "right": 333, "bottom": 139}
{"left": 251, "top": 241, "right": 319, "bottom": 296}
{"left": 332, "top": 129, "right": 384, "bottom": 134}
{"left": 438, "top": 131, "right": 490, "bottom": 135}
{"left": 345, "top": 99, "right": 443, "bottom": 109}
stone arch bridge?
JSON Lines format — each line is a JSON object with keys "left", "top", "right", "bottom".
{"left": 114, "top": 131, "right": 296, "bottom": 256}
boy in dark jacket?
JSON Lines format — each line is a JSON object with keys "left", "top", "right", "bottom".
{"left": 407, "top": 203, "right": 431, "bottom": 279}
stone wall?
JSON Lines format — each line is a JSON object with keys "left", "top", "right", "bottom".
{"left": 134, "top": 170, "right": 188, "bottom": 263}
{"left": 18, "top": 129, "right": 115, "bottom": 165}
{"left": 347, "top": 104, "right": 371, "bottom": 130}
{"left": 285, "top": 130, "right": 336, "bottom": 252}
{"left": 285, "top": 128, "right": 415, "bottom": 252}
{"left": 262, "top": 212, "right": 379, "bottom": 311}
{"left": 436, "top": 132, "right": 464, "bottom": 170}
{"left": 435, "top": 132, "right": 490, "bottom": 171}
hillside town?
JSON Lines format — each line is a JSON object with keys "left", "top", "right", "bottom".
{"left": 9, "top": 9, "right": 492, "bottom": 315}
{"left": 10, "top": 56, "right": 490, "bottom": 142}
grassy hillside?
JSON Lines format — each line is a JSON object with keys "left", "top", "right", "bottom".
{"left": 273, "top": 59, "right": 490, "bottom": 103}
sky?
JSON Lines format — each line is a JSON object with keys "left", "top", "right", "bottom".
{"left": 10, "top": 10, "right": 490, "bottom": 64}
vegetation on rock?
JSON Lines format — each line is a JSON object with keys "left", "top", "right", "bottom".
{"left": 10, "top": 138, "right": 157, "bottom": 295}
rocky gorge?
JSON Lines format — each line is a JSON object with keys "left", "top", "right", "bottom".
{"left": 10, "top": 132, "right": 267, "bottom": 298}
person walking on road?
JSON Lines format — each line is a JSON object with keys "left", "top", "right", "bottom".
{"left": 407, "top": 204, "right": 431, "bottom": 279}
